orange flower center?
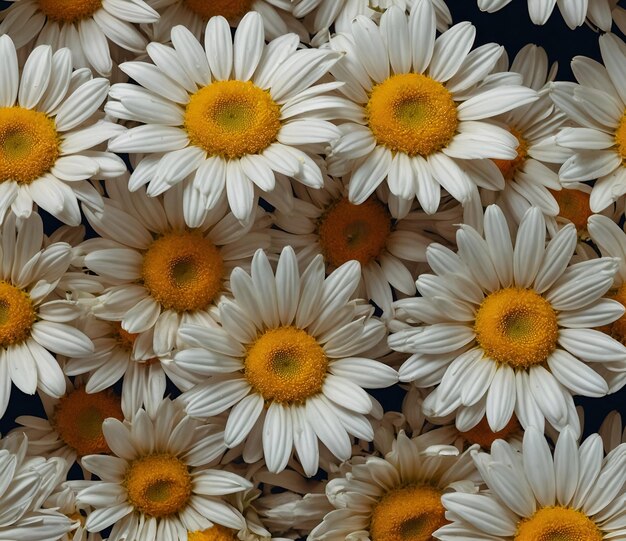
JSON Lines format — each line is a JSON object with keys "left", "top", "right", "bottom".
{"left": 492, "top": 128, "right": 528, "bottom": 180}
{"left": 515, "top": 506, "right": 603, "bottom": 541}
{"left": 0, "top": 281, "right": 36, "bottom": 348}
{"left": 38, "top": 0, "right": 102, "bottom": 23}
{"left": 183, "top": 0, "right": 253, "bottom": 20}
{"left": 460, "top": 415, "right": 521, "bottom": 449}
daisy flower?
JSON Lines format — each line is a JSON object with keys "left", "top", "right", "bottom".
{"left": 107, "top": 12, "right": 347, "bottom": 223}
{"left": 0, "top": 212, "right": 93, "bottom": 418}
{"left": 389, "top": 204, "right": 626, "bottom": 435}
{"left": 479, "top": 44, "right": 566, "bottom": 227}
{"left": 177, "top": 247, "right": 398, "bottom": 476}
{"left": 326, "top": 2, "right": 538, "bottom": 214}
{"left": 80, "top": 180, "right": 271, "bottom": 357}
{"left": 309, "top": 431, "right": 480, "bottom": 541}
{"left": 0, "top": 433, "right": 72, "bottom": 541}
{"left": 143, "top": 0, "right": 306, "bottom": 43}
{"left": 78, "top": 398, "right": 250, "bottom": 541}
{"left": 291, "top": 0, "right": 452, "bottom": 42}
{"left": 0, "top": 36, "right": 125, "bottom": 225}
{"left": 272, "top": 176, "right": 434, "bottom": 316}
{"left": 437, "top": 426, "right": 626, "bottom": 540}
{"left": 13, "top": 379, "right": 124, "bottom": 468}
{"left": 550, "top": 33, "right": 626, "bottom": 213}
{"left": 477, "top": 0, "right": 614, "bottom": 30}
{"left": 0, "top": 0, "right": 158, "bottom": 76}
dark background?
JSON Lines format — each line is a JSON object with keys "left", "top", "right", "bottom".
{"left": 0, "top": 0, "right": 623, "bottom": 440}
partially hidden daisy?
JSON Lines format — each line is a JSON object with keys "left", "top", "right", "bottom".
{"left": 389, "top": 204, "right": 626, "bottom": 435}
{"left": 326, "top": 2, "right": 538, "bottom": 215}
{"left": 550, "top": 32, "right": 626, "bottom": 213}
{"left": 477, "top": 0, "right": 615, "bottom": 30}
{"left": 78, "top": 398, "right": 250, "bottom": 541}
{"left": 272, "top": 176, "right": 435, "bottom": 316}
{"left": 0, "top": 36, "right": 126, "bottom": 226}
{"left": 0, "top": 212, "right": 93, "bottom": 419}
{"left": 177, "top": 247, "right": 399, "bottom": 476}
{"left": 0, "top": 0, "right": 159, "bottom": 76}
{"left": 437, "top": 426, "right": 626, "bottom": 540}
{"left": 80, "top": 180, "right": 271, "bottom": 357}
{"left": 0, "top": 432, "right": 73, "bottom": 541}
{"left": 143, "top": 0, "right": 306, "bottom": 43}
{"left": 309, "top": 431, "right": 480, "bottom": 541}
{"left": 107, "top": 12, "right": 349, "bottom": 223}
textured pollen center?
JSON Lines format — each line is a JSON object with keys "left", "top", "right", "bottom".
{"left": 367, "top": 73, "right": 458, "bottom": 156}
{"left": 183, "top": 0, "right": 253, "bottom": 19}
{"left": 616, "top": 112, "right": 626, "bottom": 161}
{"left": 492, "top": 128, "right": 528, "bottom": 179}
{"left": 0, "top": 281, "right": 36, "bottom": 349}
{"left": 317, "top": 197, "right": 392, "bottom": 267}
{"left": 37, "top": 0, "right": 103, "bottom": 23}
{"left": 460, "top": 415, "right": 521, "bottom": 449}
{"left": 244, "top": 326, "right": 328, "bottom": 403}
{"left": 474, "top": 287, "right": 558, "bottom": 368}
{"left": 515, "top": 506, "right": 603, "bottom": 541}
{"left": 184, "top": 80, "right": 281, "bottom": 159}
{"left": 0, "top": 107, "right": 60, "bottom": 184}
{"left": 370, "top": 485, "right": 447, "bottom": 541}
{"left": 188, "top": 525, "right": 238, "bottom": 541}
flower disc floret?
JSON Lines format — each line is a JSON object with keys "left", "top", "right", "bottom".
{"left": 474, "top": 287, "right": 558, "bottom": 368}
{"left": 183, "top": 0, "right": 252, "bottom": 19}
{"left": 124, "top": 454, "right": 192, "bottom": 518}
{"left": 0, "top": 107, "right": 60, "bottom": 184}
{"left": 551, "top": 188, "right": 593, "bottom": 232}
{"left": 0, "top": 281, "right": 36, "bottom": 348}
{"left": 460, "top": 415, "right": 521, "bottom": 449}
{"left": 317, "top": 197, "right": 392, "bottom": 267}
{"left": 184, "top": 80, "right": 281, "bottom": 160}
{"left": 244, "top": 326, "right": 328, "bottom": 403}
{"left": 37, "top": 0, "right": 103, "bottom": 22}
{"left": 616, "top": 113, "right": 626, "bottom": 162}
{"left": 370, "top": 485, "right": 447, "bottom": 541}
{"left": 142, "top": 231, "right": 224, "bottom": 313}
{"left": 515, "top": 506, "right": 603, "bottom": 541}
{"left": 367, "top": 73, "right": 458, "bottom": 157}
{"left": 188, "top": 525, "right": 238, "bottom": 541}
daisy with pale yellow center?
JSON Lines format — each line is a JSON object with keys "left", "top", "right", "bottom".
{"left": 326, "top": 1, "right": 538, "bottom": 217}
{"left": 310, "top": 431, "right": 480, "bottom": 541}
{"left": 177, "top": 246, "right": 398, "bottom": 476}
{"left": 550, "top": 32, "right": 626, "bottom": 213}
{"left": 389, "top": 204, "right": 626, "bottom": 436}
{"left": 437, "top": 426, "right": 626, "bottom": 541}
{"left": 79, "top": 180, "right": 271, "bottom": 358}
{"left": 0, "top": 0, "right": 158, "bottom": 76}
{"left": 0, "top": 212, "right": 93, "bottom": 419}
{"left": 0, "top": 36, "right": 125, "bottom": 226}
{"left": 272, "top": 176, "right": 436, "bottom": 316}
{"left": 107, "top": 12, "right": 350, "bottom": 223}
{"left": 77, "top": 398, "right": 250, "bottom": 541}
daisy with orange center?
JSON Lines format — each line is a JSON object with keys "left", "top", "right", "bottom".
{"left": 438, "top": 426, "right": 626, "bottom": 540}
{"left": 310, "top": 431, "right": 480, "bottom": 541}
{"left": 389, "top": 204, "right": 626, "bottom": 436}
{"left": 80, "top": 181, "right": 271, "bottom": 358}
{"left": 177, "top": 247, "right": 398, "bottom": 476}
{"left": 272, "top": 177, "right": 435, "bottom": 315}
{"left": 0, "top": 0, "right": 158, "bottom": 76}
{"left": 78, "top": 399, "right": 250, "bottom": 541}
{"left": 107, "top": 12, "right": 349, "bottom": 223}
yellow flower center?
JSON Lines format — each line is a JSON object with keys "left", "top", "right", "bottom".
{"left": 370, "top": 485, "right": 447, "bottom": 541}
{"left": 474, "top": 288, "right": 558, "bottom": 368}
{"left": 601, "top": 283, "right": 626, "bottom": 345}
{"left": 616, "top": 112, "right": 626, "bottom": 161}
{"left": 188, "top": 525, "right": 238, "bottom": 541}
{"left": 125, "top": 454, "right": 192, "bottom": 518}
{"left": 0, "top": 281, "right": 36, "bottom": 349}
{"left": 142, "top": 231, "right": 224, "bottom": 313}
{"left": 460, "top": 415, "right": 521, "bottom": 449}
{"left": 0, "top": 107, "right": 60, "bottom": 184}
{"left": 492, "top": 129, "right": 528, "bottom": 180}
{"left": 515, "top": 506, "right": 603, "bottom": 541}
{"left": 367, "top": 73, "right": 458, "bottom": 157}
{"left": 549, "top": 188, "right": 593, "bottom": 233}
{"left": 317, "top": 197, "right": 392, "bottom": 267}
{"left": 244, "top": 326, "right": 328, "bottom": 404}
{"left": 183, "top": 0, "right": 252, "bottom": 19}
{"left": 51, "top": 387, "right": 124, "bottom": 457}
{"left": 112, "top": 322, "right": 139, "bottom": 352}
{"left": 184, "top": 80, "right": 281, "bottom": 160}
{"left": 37, "top": 0, "right": 102, "bottom": 23}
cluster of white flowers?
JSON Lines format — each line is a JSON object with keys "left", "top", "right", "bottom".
{"left": 0, "top": 0, "right": 624, "bottom": 540}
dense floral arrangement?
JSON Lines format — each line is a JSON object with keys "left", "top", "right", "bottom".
{"left": 0, "top": 0, "right": 624, "bottom": 540}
